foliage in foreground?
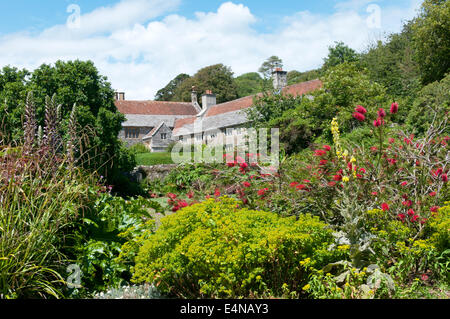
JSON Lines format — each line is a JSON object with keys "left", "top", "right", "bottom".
{"left": 131, "top": 197, "right": 338, "bottom": 298}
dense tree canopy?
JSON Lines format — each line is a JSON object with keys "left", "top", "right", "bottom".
{"left": 171, "top": 64, "right": 239, "bottom": 105}
{"left": 323, "top": 42, "right": 359, "bottom": 70}
{"left": 234, "top": 72, "right": 263, "bottom": 98}
{"left": 0, "top": 60, "right": 135, "bottom": 185}
{"left": 258, "top": 56, "right": 283, "bottom": 79}
{"left": 155, "top": 73, "right": 190, "bottom": 101}
{"left": 411, "top": 0, "right": 450, "bottom": 85}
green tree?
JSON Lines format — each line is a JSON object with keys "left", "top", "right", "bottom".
{"left": 155, "top": 73, "right": 190, "bottom": 101}
{"left": 258, "top": 56, "right": 283, "bottom": 79}
{"left": 323, "top": 42, "right": 359, "bottom": 70}
{"left": 172, "top": 64, "right": 238, "bottom": 105}
{"left": 287, "top": 69, "right": 321, "bottom": 85}
{"left": 234, "top": 72, "right": 263, "bottom": 98}
{"left": 360, "top": 22, "right": 421, "bottom": 98}
{"left": 411, "top": 0, "right": 450, "bottom": 85}
{"left": 0, "top": 66, "right": 29, "bottom": 143}
{"left": 0, "top": 60, "right": 135, "bottom": 185}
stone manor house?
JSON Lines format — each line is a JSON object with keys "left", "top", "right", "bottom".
{"left": 115, "top": 69, "right": 322, "bottom": 152}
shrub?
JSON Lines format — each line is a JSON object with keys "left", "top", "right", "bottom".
{"left": 129, "top": 143, "right": 150, "bottom": 154}
{"left": 131, "top": 197, "right": 335, "bottom": 298}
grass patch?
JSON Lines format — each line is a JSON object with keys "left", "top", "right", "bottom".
{"left": 136, "top": 152, "right": 174, "bottom": 165}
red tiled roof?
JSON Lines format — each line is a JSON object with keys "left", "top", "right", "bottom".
{"left": 204, "top": 79, "right": 322, "bottom": 118}
{"left": 172, "top": 117, "right": 197, "bottom": 135}
{"left": 282, "top": 79, "right": 322, "bottom": 96}
{"left": 115, "top": 100, "right": 198, "bottom": 115}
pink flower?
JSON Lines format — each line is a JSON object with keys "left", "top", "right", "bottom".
{"left": 378, "top": 108, "right": 386, "bottom": 118}
{"left": 421, "top": 274, "right": 429, "bottom": 281}
{"left": 243, "top": 182, "right": 251, "bottom": 188}
{"left": 401, "top": 181, "right": 408, "bottom": 187}
{"left": 381, "top": 203, "right": 389, "bottom": 211}
{"left": 390, "top": 102, "right": 399, "bottom": 114}
{"left": 359, "top": 168, "right": 366, "bottom": 174}
{"left": 178, "top": 200, "right": 189, "bottom": 208}
{"left": 355, "top": 105, "right": 367, "bottom": 114}
{"left": 323, "top": 145, "right": 331, "bottom": 151}
{"left": 290, "top": 182, "right": 299, "bottom": 188}
{"left": 328, "top": 181, "right": 336, "bottom": 187}
{"left": 442, "top": 174, "right": 448, "bottom": 182}
{"left": 303, "top": 179, "right": 311, "bottom": 183}
{"left": 319, "top": 160, "right": 328, "bottom": 166}
{"left": 373, "top": 118, "right": 382, "bottom": 127}
{"left": 240, "top": 162, "right": 248, "bottom": 169}
{"left": 187, "top": 191, "right": 194, "bottom": 199}
{"left": 429, "top": 192, "right": 437, "bottom": 197}
{"left": 371, "top": 192, "right": 378, "bottom": 196}
{"left": 353, "top": 112, "right": 365, "bottom": 122}
{"left": 296, "top": 184, "right": 307, "bottom": 191}
{"left": 389, "top": 138, "right": 395, "bottom": 144}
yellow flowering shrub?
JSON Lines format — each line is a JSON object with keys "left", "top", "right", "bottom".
{"left": 131, "top": 197, "right": 335, "bottom": 298}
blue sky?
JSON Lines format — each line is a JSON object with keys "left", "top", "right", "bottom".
{"left": 0, "top": 0, "right": 423, "bottom": 99}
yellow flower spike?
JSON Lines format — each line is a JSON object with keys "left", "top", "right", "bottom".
{"left": 342, "top": 176, "right": 350, "bottom": 183}
{"left": 302, "top": 284, "right": 311, "bottom": 291}
{"left": 350, "top": 156, "right": 356, "bottom": 163}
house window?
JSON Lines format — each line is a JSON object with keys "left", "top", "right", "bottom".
{"left": 225, "top": 128, "right": 233, "bottom": 136}
{"left": 161, "top": 133, "right": 167, "bottom": 140}
{"left": 179, "top": 136, "right": 184, "bottom": 141}
{"left": 196, "top": 134, "right": 202, "bottom": 141}
{"left": 125, "top": 128, "right": 139, "bottom": 139}
{"left": 209, "top": 133, "right": 216, "bottom": 139}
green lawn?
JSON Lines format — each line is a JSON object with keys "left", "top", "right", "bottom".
{"left": 135, "top": 152, "right": 174, "bottom": 165}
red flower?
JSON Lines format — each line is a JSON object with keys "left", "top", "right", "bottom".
{"left": 390, "top": 102, "right": 399, "bottom": 114}
{"left": 227, "top": 162, "right": 236, "bottom": 168}
{"left": 319, "top": 159, "right": 328, "bottom": 166}
{"left": 429, "top": 192, "right": 437, "bottom": 197}
{"left": 420, "top": 218, "right": 428, "bottom": 225}
{"left": 303, "top": 179, "right": 311, "bottom": 183}
{"left": 398, "top": 213, "right": 406, "bottom": 221}
{"left": 243, "top": 182, "right": 251, "bottom": 188}
{"left": 371, "top": 192, "right": 378, "bottom": 196}
{"left": 401, "top": 181, "right": 408, "bottom": 187}
{"left": 421, "top": 274, "right": 429, "bottom": 281}
{"left": 296, "top": 184, "right": 307, "bottom": 191}
{"left": 236, "top": 156, "right": 245, "bottom": 164}
{"left": 359, "top": 168, "right": 366, "bottom": 174}
{"left": 442, "top": 174, "right": 448, "bottom": 182}
{"left": 214, "top": 189, "right": 221, "bottom": 197}
{"left": 389, "top": 138, "right": 395, "bottom": 144}
{"left": 430, "top": 206, "right": 439, "bottom": 213}
{"left": 328, "top": 181, "right": 336, "bottom": 187}
{"left": 290, "top": 182, "right": 299, "bottom": 188}
{"left": 407, "top": 209, "right": 415, "bottom": 216}
{"left": 178, "top": 200, "right": 188, "bottom": 208}
{"left": 333, "top": 175, "right": 342, "bottom": 181}
{"left": 353, "top": 112, "right": 365, "bottom": 122}
{"left": 404, "top": 137, "right": 412, "bottom": 145}
{"left": 314, "top": 149, "right": 327, "bottom": 157}
{"left": 378, "top": 108, "right": 386, "bottom": 118}
{"left": 411, "top": 215, "right": 419, "bottom": 223}
{"left": 168, "top": 193, "right": 177, "bottom": 200}
{"left": 240, "top": 162, "right": 248, "bottom": 169}
{"left": 258, "top": 188, "right": 269, "bottom": 197}
{"left": 323, "top": 145, "right": 331, "bottom": 151}
{"left": 355, "top": 105, "right": 367, "bottom": 114}
{"left": 381, "top": 203, "right": 390, "bottom": 211}
{"left": 402, "top": 200, "right": 413, "bottom": 207}
{"left": 187, "top": 191, "right": 194, "bottom": 199}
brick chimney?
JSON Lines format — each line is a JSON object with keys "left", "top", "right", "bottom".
{"left": 115, "top": 92, "right": 125, "bottom": 101}
{"left": 272, "top": 68, "right": 288, "bottom": 90}
{"left": 197, "top": 90, "right": 216, "bottom": 117}
{"left": 191, "top": 86, "right": 202, "bottom": 113}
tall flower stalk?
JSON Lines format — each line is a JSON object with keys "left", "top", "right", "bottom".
{"left": 23, "top": 91, "right": 37, "bottom": 154}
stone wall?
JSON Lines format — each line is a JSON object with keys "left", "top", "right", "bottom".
{"left": 127, "top": 164, "right": 178, "bottom": 183}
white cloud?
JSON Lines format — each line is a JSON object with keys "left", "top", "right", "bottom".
{"left": 0, "top": 0, "right": 423, "bottom": 100}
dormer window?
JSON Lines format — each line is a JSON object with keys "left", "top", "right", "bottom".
{"left": 161, "top": 133, "right": 167, "bottom": 140}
